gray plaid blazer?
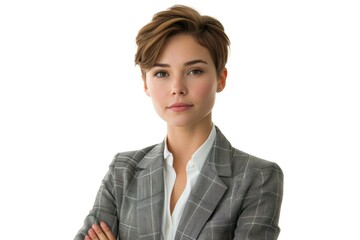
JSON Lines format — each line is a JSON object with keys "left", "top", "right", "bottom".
{"left": 75, "top": 126, "right": 283, "bottom": 240}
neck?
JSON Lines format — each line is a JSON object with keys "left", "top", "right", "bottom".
{"left": 166, "top": 116, "right": 213, "bottom": 164}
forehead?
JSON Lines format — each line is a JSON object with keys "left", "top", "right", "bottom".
{"left": 156, "top": 34, "right": 213, "bottom": 64}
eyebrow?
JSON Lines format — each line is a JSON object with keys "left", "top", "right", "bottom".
{"left": 153, "top": 59, "right": 208, "bottom": 68}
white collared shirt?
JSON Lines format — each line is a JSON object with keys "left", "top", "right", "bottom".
{"left": 161, "top": 125, "right": 216, "bottom": 240}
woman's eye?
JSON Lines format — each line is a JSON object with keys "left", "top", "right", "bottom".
{"left": 188, "top": 69, "right": 203, "bottom": 75}
{"left": 155, "top": 71, "right": 168, "bottom": 78}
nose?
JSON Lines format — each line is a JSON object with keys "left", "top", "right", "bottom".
{"left": 171, "top": 75, "right": 187, "bottom": 95}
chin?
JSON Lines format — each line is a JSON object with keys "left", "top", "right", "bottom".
{"left": 165, "top": 118, "right": 197, "bottom": 128}
{"left": 162, "top": 112, "right": 212, "bottom": 128}
{"left": 167, "top": 117, "right": 211, "bottom": 129}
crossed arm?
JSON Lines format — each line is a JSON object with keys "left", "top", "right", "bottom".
{"left": 76, "top": 155, "right": 283, "bottom": 240}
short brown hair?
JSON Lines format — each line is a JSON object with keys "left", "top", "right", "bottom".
{"left": 135, "top": 5, "right": 230, "bottom": 77}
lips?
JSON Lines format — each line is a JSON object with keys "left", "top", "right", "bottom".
{"left": 167, "top": 103, "right": 193, "bottom": 112}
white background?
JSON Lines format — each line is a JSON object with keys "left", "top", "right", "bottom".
{"left": 1, "top": 0, "right": 359, "bottom": 239}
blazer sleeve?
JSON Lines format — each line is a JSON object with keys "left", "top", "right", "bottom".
{"left": 74, "top": 157, "right": 119, "bottom": 240}
{"left": 233, "top": 162, "right": 284, "bottom": 240}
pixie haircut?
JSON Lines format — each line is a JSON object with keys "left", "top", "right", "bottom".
{"left": 135, "top": 5, "right": 230, "bottom": 77}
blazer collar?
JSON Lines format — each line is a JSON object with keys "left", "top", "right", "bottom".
{"left": 176, "top": 126, "right": 234, "bottom": 239}
{"left": 206, "top": 126, "right": 233, "bottom": 177}
{"left": 136, "top": 126, "right": 232, "bottom": 174}
{"left": 136, "top": 142, "right": 164, "bottom": 170}
{"left": 134, "top": 126, "right": 234, "bottom": 239}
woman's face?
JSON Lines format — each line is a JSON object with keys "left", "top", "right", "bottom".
{"left": 144, "top": 34, "right": 227, "bottom": 129}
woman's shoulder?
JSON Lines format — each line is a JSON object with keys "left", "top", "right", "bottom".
{"left": 233, "top": 148, "right": 280, "bottom": 168}
{"left": 230, "top": 147, "right": 283, "bottom": 179}
{"left": 214, "top": 126, "right": 282, "bottom": 173}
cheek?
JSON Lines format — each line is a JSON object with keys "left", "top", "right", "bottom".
{"left": 146, "top": 80, "right": 158, "bottom": 97}
{"left": 194, "top": 81, "right": 216, "bottom": 99}
{"left": 147, "top": 83, "right": 167, "bottom": 104}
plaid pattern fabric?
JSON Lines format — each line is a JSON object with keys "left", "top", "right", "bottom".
{"left": 74, "top": 126, "right": 283, "bottom": 240}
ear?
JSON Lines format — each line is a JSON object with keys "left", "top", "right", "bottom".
{"left": 217, "top": 68, "right": 227, "bottom": 92}
{"left": 142, "top": 74, "right": 151, "bottom": 97}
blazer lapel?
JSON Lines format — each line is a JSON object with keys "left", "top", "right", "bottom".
{"left": 135, "top": 142, "right": 165, "bottom": 240}
{"left": 175, "top": 127, "right": 233, "bottom": 240}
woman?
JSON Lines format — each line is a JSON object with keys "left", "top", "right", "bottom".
{"left": 75, "top": 5, "right": 283, "bottom": 240}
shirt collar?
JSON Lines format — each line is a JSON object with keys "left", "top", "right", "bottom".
{"left": 163, "top": 124, "right": 216, "bottom": 171}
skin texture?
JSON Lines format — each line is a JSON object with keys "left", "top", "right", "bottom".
{"left": 85, "top": 33, "right": 227, "bottom": 240}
